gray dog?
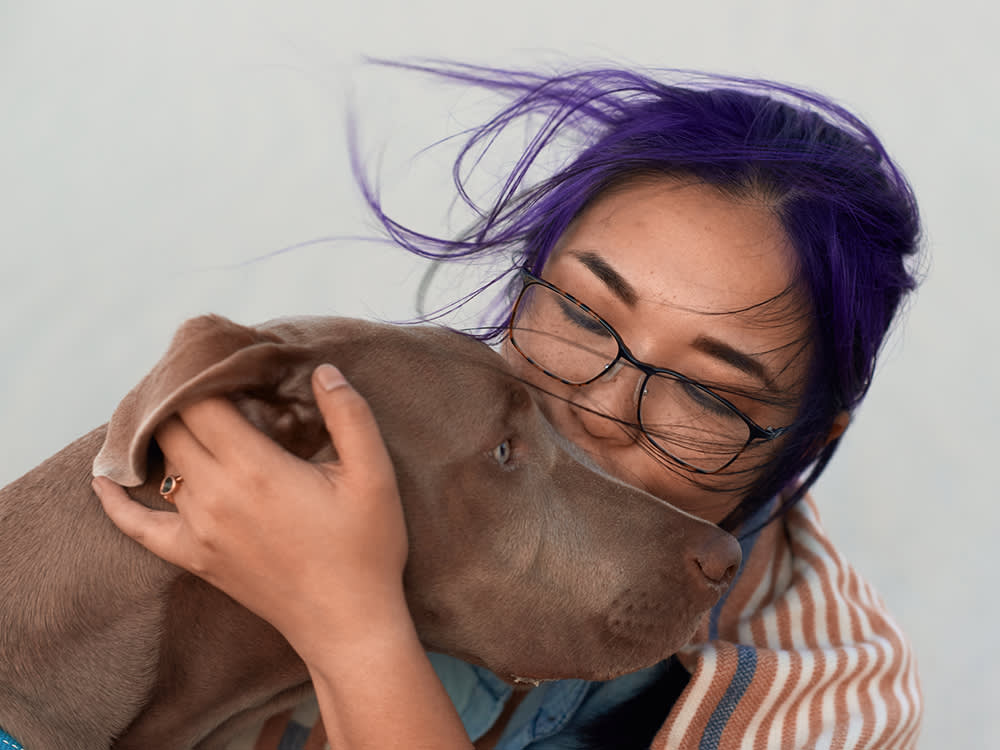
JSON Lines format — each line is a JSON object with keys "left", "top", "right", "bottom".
{"left": 0, "top": 314, "right": 740, "bottom": 749}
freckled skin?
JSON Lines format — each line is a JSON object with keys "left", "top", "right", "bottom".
{"left": 503, "top": 176, "right": 815, "bottom": 523}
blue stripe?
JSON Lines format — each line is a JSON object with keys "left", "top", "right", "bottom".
{"left": 698, "top": 645, "right": 758, "bottom": 750}
{"left": 277, "top": 721, "right": 311, "bottom": 750}
{"left": 0, "top": 727, "right": 25, "bottom": 750}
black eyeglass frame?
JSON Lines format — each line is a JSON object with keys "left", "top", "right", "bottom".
{"left": 508, "top": 268, "right": 792, "bottom": 474}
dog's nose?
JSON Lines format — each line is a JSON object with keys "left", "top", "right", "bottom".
{"left": 693, "top": 531, "right": 741, "bottom": 589}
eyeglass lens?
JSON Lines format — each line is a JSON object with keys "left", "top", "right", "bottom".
{"left": 510, "top": 281, "right": 751, "bottom": 472}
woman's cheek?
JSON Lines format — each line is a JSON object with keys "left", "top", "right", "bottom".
{"left": 641, "top": 473, "right": 744, "bottom": 525}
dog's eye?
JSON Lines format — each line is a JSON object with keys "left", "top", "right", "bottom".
{"left": 491, "top": 440, "right": 512, "bottom": 465}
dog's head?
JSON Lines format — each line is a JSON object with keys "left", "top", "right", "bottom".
{"left": 96, "top": 314, "right": 740, "bottom": 683}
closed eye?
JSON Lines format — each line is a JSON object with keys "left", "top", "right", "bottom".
{"left": 679, "top": 381, "right": 739, "bottom": 420}
{"left": 556, "top": 297, "right": 608, "bottom": 335}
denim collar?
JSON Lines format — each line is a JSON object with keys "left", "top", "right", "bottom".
{"left": 428, "top": 653, "right": 671, "bottom": 748}
{"left": 429, "top": 653, "right": 593, "bottom": 745}
{"left": 0, "top": 727, "right": 25, "bottom": 750}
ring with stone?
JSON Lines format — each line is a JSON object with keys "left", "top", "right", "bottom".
{"left": 159, "top": 474, "right": 183, "bottom": 502}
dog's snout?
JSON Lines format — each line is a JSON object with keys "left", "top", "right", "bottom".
{"left": 693, "top": 531, "right": 741, "bottom": 589}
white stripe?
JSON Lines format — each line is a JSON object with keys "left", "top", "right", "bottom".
{"left": 844, "top": 566, "right": 876, "bottom": 642}
{"left": 865, "top": 634, "right": 894, "bottom": 744}
{"left": 662, "top": 643, "right": 719, "bottom": 747}
{"left": 793, "top": 520, "right": 837, "bottom": 646}
{"left": 828, "top": 545, "right": 855, "bottom": 647}
{"left": 813, "top": 649, "right": 838, "bottom": 750}
{"left": 760, "top": 600, "right": 783, "bottom": 650}
{"left": 785, "top": 581, "right": 807, "bottom": 650}
{"left": 886, "top": 604, "right": 920, "bottom": 748}
{"left": 764, "top": 650, "right": 811, "bottom": 750}
{"left": 842, "top": 641, "right": 878, "bottom": 748}
{"left": 895, "top": 635, "right": 922, "bottom": 748}
{"left": 788, "top": 521, "right": 841, "bottom": 747}
{"left": 840, "top": 567, "right": 899, "bottom": 747}
{"left": 767, "top": 651, "right": 816, "bottom": 747}
{"left": 771, "top": 539, "right": 795, "bottom": 604}
{"left": 790, "top": 649, "right": 820, "bottom": 748}
{"left": 795, "top": 646, "right": 839, "bottom": 750}
{"left": 831, "top": 644, "right": 860, "bottom": 750}
{"left": 736, "top": 550, "right": 780, "bottom": 640}
{"left": 799, "top": 502, "right": 857, "bottom": 649}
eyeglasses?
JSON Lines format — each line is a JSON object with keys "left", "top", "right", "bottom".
{"left": 507, "top": 269, "right": 791, "bottom": 474}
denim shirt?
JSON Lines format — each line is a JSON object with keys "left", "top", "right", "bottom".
{"left": 428, "top": 653, "right": 669, "bottom": 749}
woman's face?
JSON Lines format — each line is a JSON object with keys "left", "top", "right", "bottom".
{"left": 502, "top": 177, "right": 814, "bottom": 524}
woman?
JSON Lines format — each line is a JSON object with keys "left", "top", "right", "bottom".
{"left": 94, "top": 62, "right": 923, "bottom": 749}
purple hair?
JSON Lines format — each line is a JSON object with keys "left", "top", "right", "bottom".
{"left": 353, "top": 60, "right": 923, "bottom": 531}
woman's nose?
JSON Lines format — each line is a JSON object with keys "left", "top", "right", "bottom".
{"left": 569, "top": 363, "right": 642, "bottom": 443}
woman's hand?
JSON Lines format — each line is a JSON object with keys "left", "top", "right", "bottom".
{"left": 93, "top": 363, "right": 408, "bottom": 656}
{"left": 96, "top": 363, "right": 473, "bottom": 748}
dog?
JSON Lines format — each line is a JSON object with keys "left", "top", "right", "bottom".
{"left": 0, "top": 313, "right": 740, "bottom": 749}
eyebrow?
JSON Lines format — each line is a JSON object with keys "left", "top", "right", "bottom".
{"left": 570, "top": 249, "right": 779, "bottom": 392}
{"left": 570, "top": 250, "right": 639, "bottom": 307}
{"left": 692, "top": 335, "right": 779, "bottom": 393}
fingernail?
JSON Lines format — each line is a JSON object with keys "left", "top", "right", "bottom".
{"left": 316, "top": 363, "right": 346, "bottom": 391}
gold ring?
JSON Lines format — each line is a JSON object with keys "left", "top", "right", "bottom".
{"left": 159, "top": 474, "right": 183, "bottom": 502}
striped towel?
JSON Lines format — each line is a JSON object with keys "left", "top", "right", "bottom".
{"left": 655, "top": 496, "right": 921, "bottom": 749}
{"left": 240, "top": 495, "right": 921, "bottom": 749}
{"left": 227, "top": 700, "right": 328, "bottom": 750}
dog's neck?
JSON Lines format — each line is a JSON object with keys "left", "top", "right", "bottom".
{"left": 0, "top": 429, "right": 182, "bottom": 749}
{"left": 0, "top": 427, "right": 313, "bottom": 749}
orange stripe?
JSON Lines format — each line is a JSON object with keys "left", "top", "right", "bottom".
{"left": 867, "top": 605, "right": 914, "bottom": 746}
{"left": 751, "top": 585, "right": 802, "bottom": 746}
{"left": 253, "top": 709, "right": 294, "bottom": 750}
{"left": 790, "top": 541, "right": 820, "bottom": 648}
{"left": 805, "top": 532, "right": 848, "bottom": 646}
{"left": 844, "top": 572, "right": 888, "bottom": 746}
{"left": 716, "top": 520, "right": 784, "bottom": 637}
{"left": 303, "top": 719, "right": 328, "bottom": 750}
{"left": 760, "top": 650, "right": 803, "bottom": 749}
{"left": 757, "top": 504, "right": 838, "bottom": 747}
{"left": 861, "top": 639, "right": 890, "bottom": 745}
{"left": 782, "top": 552, "right": 822, "bottom": 744}
{"left": 791, "top": 541, "right": 840, "bottom": 745}
{"left": 832, "top": 643, "right": 865, "bottom": 750}
{"left": 794, "top": 560, "right": 837, "bottom": 747}
{"left": 809, "top": 647, "right": 848, "bottom": 747}
{"left": 896, "top": 707, "right": 922, "bottom": 750}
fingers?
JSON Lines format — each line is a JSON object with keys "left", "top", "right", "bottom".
{"left": 312, "top": 364, "right": 395, "bottom": 478}
{"left": 159, "top": 367, "right": 392, "bottom": 480}
{"left": 172, "top": 397, "right": 277, "bottom": 467}
{"left": 155, "top": 414, "right": 213, "bottom": 479}
{"left": 92, "top": 476, "right": 186, "bottom": 566}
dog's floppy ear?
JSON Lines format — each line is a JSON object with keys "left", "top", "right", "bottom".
{"left": 93, "top": 314, "right": 320, "bottom": 486}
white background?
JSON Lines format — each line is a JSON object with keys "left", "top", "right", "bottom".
{"left": 1, "top": 2, "right": 996, "bottom": 746}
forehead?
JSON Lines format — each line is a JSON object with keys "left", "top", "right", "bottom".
{"left": 555, "top": 177, "right": 801, "bottom": 313}
{"left": 543, "top": 176, "right": 813, "bottom": 396}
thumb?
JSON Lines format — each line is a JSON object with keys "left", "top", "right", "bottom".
{"left": 92, "top": 475, "right": 186, "bottom": 565}
{"left": 312, "top": 364, "right": 395, "bottom": 477}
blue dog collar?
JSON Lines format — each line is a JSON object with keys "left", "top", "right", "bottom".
{"left": 0, "top": 727, "right": 25, "bottom": 750}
